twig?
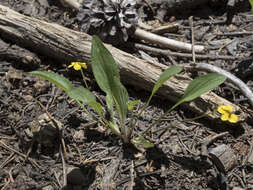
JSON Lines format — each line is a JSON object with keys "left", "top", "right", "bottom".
{"left": 53, "top": 170, "right": 62, "bottom": 188}
{"left": 134, "top": 28, "right": 205, "bottom": 53}
{"left": 189, "top": 16, "right": 196, "bottom": 64}
{"left": 130, "top": 42, "right": 242, "bottom": 60}
{"left": 151, "top": 23, "right": 179, "bottom": 34}
{"left": 116, "top": 169, "right": 161, "bottom": 187}
{"left": 0, "top": 153, "right": 15, "bottom": 169}
{"left": 215, "top": 31, "right": 253, "bottom": 36}
{"left": 185, "top": 63, "right": 253, "bottom": 108}
{"left": 8, "top": 168, "right": 14, "bottom": 182}
{"left": 128, "top": 161, "right": 135, "bottom": 190}
{"left": 60, "top": 144, "right": 67, "bottom": 187}
{"left": 61, "top": 0, "right": 205, "bottom": 53}
{"left": 1, "top": 177, "right": 10, "bottom": 190}
{"left": 0, "top": 140, "right": 42, "bottom": 169}
{"left": 37, "top": 101, "right": 68, "bottom": 159}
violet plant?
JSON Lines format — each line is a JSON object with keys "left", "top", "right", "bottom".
{"left": 30, "top": 36, "right": 226, "bottom": 149}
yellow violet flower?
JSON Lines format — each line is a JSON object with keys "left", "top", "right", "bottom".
{"left": 68, "top": 62, "right": 87, "bottom": 71}
{"left": 217, "top": 105, "right": 238, "bottom": 123}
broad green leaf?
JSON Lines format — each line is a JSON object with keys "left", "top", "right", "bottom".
{"left": 111, "top": 78, "right": 129, "bottom": 120}
{"left": 88, "top": 101, "right": 103, "bottom": 116}
{"left": 29, "top": 71, "right": 73, "bottom": 92}
{"left": 91, "top": 36, "right": 129, "bottom": 120}
{"left": 30, "top": 71, "right": 100, "bottom": 111}
{"left": 127, "top": 100, "right": 141, "bottom": 112}
{"left": 150, "top": 66, "right": 182, "bottom": 101}
{"left": 132, "top": 135, "right": 154, "bottom": 149}
{"left": 106, "top": 94, "right": 114, "bottom": 120}
{"left": 67, "top": 86, "right": 96, "bottom": 103}
{"left": 108, "top": 121, "right": 120, "bottom": 135}
{"left": 91, "top": 35, "right": 120, "bottom": 94}
{"left": 179, "top": 73, "right": 226, "bottom": 103}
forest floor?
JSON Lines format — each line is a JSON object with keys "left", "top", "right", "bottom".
{"left": 0, "top": 0, "right": 253, "bottom": 189}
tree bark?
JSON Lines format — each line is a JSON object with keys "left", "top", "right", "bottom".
{"left": 0, "top": 5, "right": 247, "bottom": 121}
{"left": 0, "top": 38, "right": 41, "bottom": 67}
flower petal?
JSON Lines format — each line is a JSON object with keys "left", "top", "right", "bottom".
{"left": 79, "top": 62, "right": 87, "bottom": 69}
{"left": 217, "top": 105, "right": 233, "bottom": 114}
{"left": 228, "top": 114, "right": 238, "bottom": 123}
{"left": 73, "top": 64, "right": 81, "bottom": 70}
{"left": 220, "top": 113, "right": 229, "bottom": 121}
{"left": 68, "top": 63, "right": 74, "bottom": 68}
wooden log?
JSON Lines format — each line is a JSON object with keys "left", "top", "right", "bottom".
{"left": 0, "top": 38, "right": 41, "bottom": 67}
{"left": 0, "top": 5, "right": 248, "bottom": 121}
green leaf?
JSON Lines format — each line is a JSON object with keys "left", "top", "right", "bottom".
{"left": 91, "top": 35, "right": 129, "bottom": 120}
{"left": 111, "top": 78, "right": 129, "bottom": 120}
{"left": 249, "top": 0, "right": 253, "bottom": 11}
{"left": 132, "top": 135, "right": 154, "bottom": 149}
{"left": 151, "top": 66, "right": 182, "bottom": 101}
{"left": 108, "top": 121, "right": 120, "bottom": 135}
{"left": 29, "top": 71, "right": 73, "bottom": 92}
{"left": 179, "top": 73, "right": 226, "bottom": 103}
{"left": 91, "top": 35, "right": 120, "bottom": 94}
{"left": 106, "top": 94, "right": 114, "bottom": 120}
{"left": 88, "top": 101, "right": 103, "bottom": 116}
{"left": 67, "top": 86, "right": 96, "bottom": 104}
{"left": 127, "top": 100, "right": 141, "bottom": 112}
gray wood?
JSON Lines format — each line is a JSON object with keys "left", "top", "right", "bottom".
{"left": 0, "top": 5, "right": 247, "bottom": 121}
{"left": 0, "top": 38, "right": 41, "bottom": 66}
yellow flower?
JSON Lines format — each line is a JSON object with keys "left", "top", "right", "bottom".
{"left": 68, "top": 62, "right": 87, "bottom": 71}
{"left": 217, "top": 105, "right": 238, "bottom": 123}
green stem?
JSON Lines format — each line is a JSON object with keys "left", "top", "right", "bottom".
{"left": 130, "top": 95, "right": 153, "bottom": 135}
{"left": 77, "top": 100, "right": 96, "bottom": 121}
{"left": 127, "top": 110, "right": 135, "bottom": 139}
{"left": 152, "top": 111, "right": 209, "bottom": 134}
{"left": 141, "top": 101, "right": 181, "bottom": 136}
{"left": 77, "top": 100, "right": 123, "bottom": 138}
{"left": 80, "top": 68, "right": 89, "bottom": 89}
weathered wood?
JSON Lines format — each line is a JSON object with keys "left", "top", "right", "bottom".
{"left": 0, "top": 5, "right": 247, "bottom": 121}
{"left": 209, "top": 144, "right": 237, "bottom": 174}
{"left": 0, "top": 38, "right": 41, "bottom": 66}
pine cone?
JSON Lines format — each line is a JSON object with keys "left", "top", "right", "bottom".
{"left": 77, "top": 0, "right": 138, "bottom": 45}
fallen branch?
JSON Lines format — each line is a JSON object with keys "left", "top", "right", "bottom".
{"left": 134, "top": 28, "right": 205, "bottom": 53}
{"left": 0, "top": 5, "right": 248, "bottom": 122}
{"left": 130, "top": 42, "right": 243, "bottom": 60}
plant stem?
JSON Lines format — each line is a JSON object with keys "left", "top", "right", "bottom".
{"left": 130, "top": 95, "right": 153, "bottom": 135}
{"left": 152, "top": 111, "right": 209, "bottom": 134}
{"left": 80, "top": 68, "right": 89, "bottom": 89}
{"left": 77, "top": 100, "right": 97, "bottom": 120}
{"left": 127, "top": 110, "right": 135, "bottom": 139}
{"left": 77, "top": 100, "right": 122, "bottom": 137}
{"left": 141, "top": 102, "right": 181, "bottom": 136}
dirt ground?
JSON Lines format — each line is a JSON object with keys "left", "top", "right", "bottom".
{"left": 0, "top": 0, "right": 253, "bottom": 189}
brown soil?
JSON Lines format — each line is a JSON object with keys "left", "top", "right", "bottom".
{"left": 0, "top": 0, "right": 253, "bottom": 190}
